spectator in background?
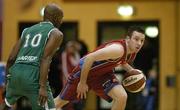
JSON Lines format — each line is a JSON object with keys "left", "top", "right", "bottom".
{"left": 61, "top": 41, "right": 81, "bottom": 86}
{"left": 61, "top": 40, "right": 88, "bottom": 110}
{"left": 74, "top": 40, "right": 88, "bottom": 110}
{"left": 142, "top": 67, "right": 158, "bottom": 110}
{"left": 77, "top": 40, "right": 88, "bottom": 58}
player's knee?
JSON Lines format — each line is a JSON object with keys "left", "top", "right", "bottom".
{"left": 114, "top": 91, "right": 127, "bottom": 103}
{"left": 121, "top": 92, "right": 128, "bottom": 102}
{"left": 2, "top": 104, "right": 10, "bottom": 110}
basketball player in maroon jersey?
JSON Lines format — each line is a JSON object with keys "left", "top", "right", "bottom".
{"left": 55, "top": 26, "right": 145, "bottom": 110}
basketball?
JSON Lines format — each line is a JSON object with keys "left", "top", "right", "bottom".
{"left": 122, "top": 69, "right": 146, "bottom": 93}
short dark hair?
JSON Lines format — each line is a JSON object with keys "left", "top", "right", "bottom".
{"left": 127, "top": 26, "right": 145, "bottom": 38}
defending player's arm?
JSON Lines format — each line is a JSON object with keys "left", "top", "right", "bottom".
{"left": 77, "top": 43, "right": 124, "bottom": 99}
{"left": 6, "top": 39, "right": 22, "bottom": 79}
{"left": 39, "top": 29, "right": 63, "bottom": 106}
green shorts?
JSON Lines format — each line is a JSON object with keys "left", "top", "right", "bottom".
{"left": 5, "top": 64, "right": 55, "bottom": 110}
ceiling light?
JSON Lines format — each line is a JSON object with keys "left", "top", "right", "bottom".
{"left": 145, "top": 26, "right": 159, "bottom": 38}
{"left": 117, "top": 5, "right": 134, "bottom": 17}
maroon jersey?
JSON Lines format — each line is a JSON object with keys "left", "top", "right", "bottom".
{"left": 70, "top": 39, "right": 136, "bottom": 78}
{"left": 60, "top": 39, "right": 137, "bottom": 102}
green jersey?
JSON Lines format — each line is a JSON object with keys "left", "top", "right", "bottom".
{"left": 6, "top": 22, "right": 56, "bottom": 109}
{"left": 15, "top": 22, "right": 55, "bottom": 66}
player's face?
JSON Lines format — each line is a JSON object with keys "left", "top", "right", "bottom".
{"left": 128, "top": 31, "right": 145, "bottom": 53}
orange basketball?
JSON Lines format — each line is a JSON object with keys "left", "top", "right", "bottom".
{"left": 122, "top": 69, "right": 146, "bottom": 93}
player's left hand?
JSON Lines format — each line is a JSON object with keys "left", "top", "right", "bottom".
{"left": 38, "top": 86, "right": 48, "bottom": 107}
{"left": 77, "top": 82, "right": 88, "bottom": 99}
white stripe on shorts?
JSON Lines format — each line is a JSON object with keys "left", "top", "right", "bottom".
{"left": 5, "top": 98, "right": 13, "bottom": 107}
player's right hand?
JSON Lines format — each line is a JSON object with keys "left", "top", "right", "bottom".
{"left": 77, "top": 82, "right": 88, "bottom": 99}
{"left": 38, "top": 86, "right": 48, "bottom": 107}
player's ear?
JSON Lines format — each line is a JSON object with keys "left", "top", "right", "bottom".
{"left": 126, "top": 36, "right": 130, "bottom": 39}
{"left": 126, "top": 36, "right": 130, "bottom": 42}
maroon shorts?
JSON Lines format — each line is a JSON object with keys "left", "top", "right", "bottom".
{"left": 59, "top": 72, "right": 120, "bottom": 102}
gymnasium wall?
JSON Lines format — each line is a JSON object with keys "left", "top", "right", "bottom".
{"left": 177, "top": 0, "right": 180, "bottom": 110}
{"left": 2, "top": 0, "right": 179, "bottom": 110}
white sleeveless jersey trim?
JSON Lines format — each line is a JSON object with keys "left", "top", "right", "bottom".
{"left": 40, "top": 21, "right": 54, "bottom": 26}
{"left": 20, "top": 28, "right": 28, "bottom": 39}
{"left": 43, "top": 28, "right": 57, "bottom": 51}
{"left": 48, "top": 28, "right": 56, "bottom": 38}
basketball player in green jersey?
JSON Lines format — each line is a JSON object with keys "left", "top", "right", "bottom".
{"left": 4, "top": 4, "right": 63, "bottom": 110}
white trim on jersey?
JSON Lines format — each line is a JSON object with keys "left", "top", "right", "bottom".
{"left": 47, "top": 28, "right": 56, "bottom": 39}
{"left": 20, "top": 28, "right": 28, "bottom": 39}
{"left": 40, "top": 21, "right": 54, "bottom": 26}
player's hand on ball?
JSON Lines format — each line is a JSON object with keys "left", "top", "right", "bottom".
{"left": 77, "top": 82, "right": 88, "bottom": 99}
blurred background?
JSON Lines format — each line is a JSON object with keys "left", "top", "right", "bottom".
{"left": 0, "top": 0, "right": 180, "bottom": 110}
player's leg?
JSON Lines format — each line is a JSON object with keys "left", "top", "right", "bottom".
{"left": 107, "top": 85, "right": 127, "bottom": 110}
{"left": 54, "top": 96, "right": 69, "bottom": 109}
{"left": 2, "top": 105, "right": 10, "bottom": 110}
{"left": 2, "top": 103, "right": 16, "bottom": 110}
{"left": 26, "top": 86, "right": 56, "bottom": 110}
{"left": 91, "top": 73, "right": 127, "bottom": 110}
{"left": 16, "top": 97, "right": 32, "bottom": 110}
{"left": 5, "top": 87, "right": 21, "bottom": 110}
{"left": 26, "top": 92, "right": 45, "bottom": 110}
{"left": 54, "top": 76, "right": 80, "bottom": 109}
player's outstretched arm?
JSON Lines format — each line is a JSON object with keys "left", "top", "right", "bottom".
{"left": 39, "top": 28, "right": 63, "bottom": 106}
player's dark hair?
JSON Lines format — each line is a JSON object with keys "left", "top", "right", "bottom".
{"left": 127, "top": 26, "right": 145, "bottom": 38}
{"left": 43, "top": 4, "right": 63, "bottom": 28}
